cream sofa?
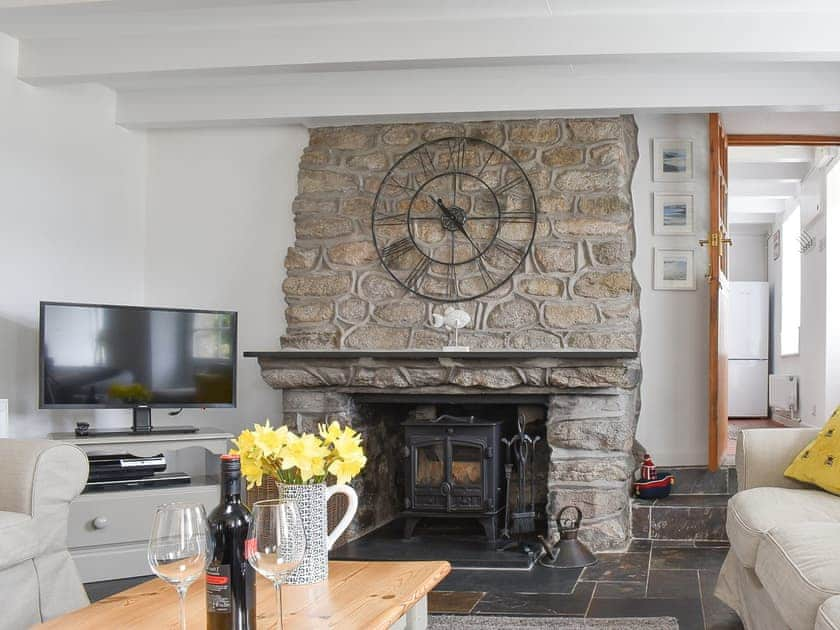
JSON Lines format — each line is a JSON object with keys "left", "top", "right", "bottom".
{"left": 716, "top": 427, "right": 840, "bottom": 630}
{"left": 0, "top": 439, "right": 90, "bottom": 629}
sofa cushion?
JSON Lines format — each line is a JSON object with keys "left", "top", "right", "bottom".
{"left": 755, "top": 522, "right": 840, "bottom": 630}
{"left": 817, "top": 595, "right": 840, "bottom": 630}
{"left": 785, "top": 405, "right": 840, "bottom": 495}
{"left": 727, "top": 486, "right": 840, "bottom": 568}
{"left": 0, "top": 511, "right": 37, "bottom": 571}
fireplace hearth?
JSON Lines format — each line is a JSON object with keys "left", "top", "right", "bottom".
{"left": 246, "top": 350, "right": 641, "bottom": 551}
{"left": 402, "top": 414, "right": 504, "bottom": 541}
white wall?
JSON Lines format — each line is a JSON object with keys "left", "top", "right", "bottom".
{"left": 0, "top": 34, "right": 147, "bottom": 437}
{"left": 767, "top": 209, "right": 800, "bottom": 381}
{"left": 143, "top": 127, "right": 306, "bottom": 434}
{"left": 729, "top": 224, "right": 769, "bottom": 282}
{"left": 633, "top": 114, "right": 711, "bottom": 465}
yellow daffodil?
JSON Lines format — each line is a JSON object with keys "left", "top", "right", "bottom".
{"left": 232, "top": 419, "right": 366, "bottom": 486}
{"left": 231, "top": 429, "right": 256, "bottom": 457}
{"left": 252, "top": 419, "right": 289, "bottom": 457}
{"left": 318, "top": 421, "right": 343, "bottom": 445}
{"left": 328, "top": 454, "right": 367, "bottom": 485}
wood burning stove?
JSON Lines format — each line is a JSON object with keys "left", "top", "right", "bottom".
{"left": 401, "top": 414, "right": 504, "bottom": 541}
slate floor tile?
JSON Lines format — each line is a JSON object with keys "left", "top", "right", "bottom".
{"left": 437, "top": 565, "right": 581, "bottom": 594}
{"left": 588, "top": 596, "right": 705, "bottom": 630}
{"left": 626, "top": 539, "right": 652, "bottom": 552}
{"left": 650, "top": 506, "right": 727, "bottom": 540}
{"left": 651, "top": 545, "right": 729, "bottom": 571}
{"left": 428, "top": 591, "right": 484, "bottom": 614}
{"left": 655, "top": 494, "right": 730, "bottom": 507}
{"left": 474, "top": 581, "right": 595, "bottom": 617}
{"left": 700, "top": 569, "right": 744, "bottom": 630}
{"left": 646, "top": 569, "right": 701, "bottom": 599}
{"left": 84, "top": 576, "right": 152, "bottom": 603}
{"left": 668, "top": 467, "right": 730, "bottom": 495}
{"left": 591, "top": 581, "right": 647, "bottom": 598}
{"left": 580, "top": 552, "right": 649, "bottom": 582}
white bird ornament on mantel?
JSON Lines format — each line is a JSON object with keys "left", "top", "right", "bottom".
{"left": 431, "top": 307, "right": 471, "bottom": 352}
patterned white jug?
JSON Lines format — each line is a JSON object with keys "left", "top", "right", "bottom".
{"left": 275, "top": 482, "right": 358, "bottom": 584}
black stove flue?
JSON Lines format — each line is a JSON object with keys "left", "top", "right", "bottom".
{"left": 401, "top": 414, "right": 504, "bottom": 541}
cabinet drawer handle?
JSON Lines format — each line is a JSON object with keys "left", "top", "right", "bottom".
{"left": 92, "top": 516, "right": 109, "bottom": 530}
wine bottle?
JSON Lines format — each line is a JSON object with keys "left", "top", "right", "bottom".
{"left": 207, "top": 454, "right": 257, "bottom": 630}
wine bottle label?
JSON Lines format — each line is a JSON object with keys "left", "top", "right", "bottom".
{"left": 206, "top": 564, "right": 232, "bottom": 614}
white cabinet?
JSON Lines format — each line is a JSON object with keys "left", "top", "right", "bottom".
{"left": 51, "top": 429, "right": 232, "bottom": 582}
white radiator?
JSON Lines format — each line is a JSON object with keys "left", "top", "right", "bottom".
{"left": 770, "top": 375, "right": 799, "bottom": 421}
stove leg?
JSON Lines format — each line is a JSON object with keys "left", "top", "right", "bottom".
{"left": 479, "top": 517, "right": 497, "bottom": 542}
{"left": 403, "top": 517, "right": 421, "bottom": 539}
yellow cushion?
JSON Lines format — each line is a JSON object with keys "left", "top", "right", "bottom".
{"left": 786, "top": 406, "right": 840, "bottom": 495}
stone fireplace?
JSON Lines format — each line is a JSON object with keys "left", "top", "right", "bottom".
{"left": 248, "top": 115, "right": 642, "bottom": 551}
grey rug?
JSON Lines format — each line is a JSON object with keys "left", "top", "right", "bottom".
{"left": 429, "top": 615, "right": 678, "bottom": 629}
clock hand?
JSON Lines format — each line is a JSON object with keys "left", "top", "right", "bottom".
{"left": 433, "top": 197, "right": 482, "bottom": 254}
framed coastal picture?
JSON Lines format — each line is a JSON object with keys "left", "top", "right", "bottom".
{"left": 653, "top": 193, "right": 695, "bottom": 235}
{"left": 654, "top": 248, "right": 696, "bottom": 291}
{"left": 653, "top": 138, "right": 693, "bottom": 182}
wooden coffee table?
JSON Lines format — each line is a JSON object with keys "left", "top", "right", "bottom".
{"left": 39, "top": 560, "right": 450, "bottom": 629}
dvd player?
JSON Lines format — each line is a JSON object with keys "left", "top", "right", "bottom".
{"left": 84, "top": 452, "right": 191, "bottom": 492}
{"left": 84, "top": 472, "right": 191, "bottom": 492}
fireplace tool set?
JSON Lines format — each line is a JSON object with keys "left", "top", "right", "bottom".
{"left": 499, "top": 415, "right": 541, "bottom": 549}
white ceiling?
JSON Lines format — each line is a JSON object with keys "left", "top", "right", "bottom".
{"left": 728, "top": 146, "right": 818, "bottom": 225}
{"left": 3, "top": 1, "right": 840, "bottom": 127}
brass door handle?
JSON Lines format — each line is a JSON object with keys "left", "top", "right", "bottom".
{"left": 722, "top": 238, "right": 733, "bottom": 246}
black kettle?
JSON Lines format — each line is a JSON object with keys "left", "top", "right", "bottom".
{"left": 537, "top": 505, "right": 597, "bottom": 569}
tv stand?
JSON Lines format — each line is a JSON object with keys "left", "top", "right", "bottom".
{"left": 70, "top": 406, "right": 198, "bottom": 437}
{"left": 48, "top": 428, "right": 233, "bottom": 582}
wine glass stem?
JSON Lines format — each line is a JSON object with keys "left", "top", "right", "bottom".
{"left": 274, "top": 581, "right": 284, "bottom": 630}
{"left": 177, "top": 585, "right": 187, "bottom": 630}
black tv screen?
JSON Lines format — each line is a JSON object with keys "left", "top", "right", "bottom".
{"left": 39, "top": 302, "right": 237, "bottom": 408}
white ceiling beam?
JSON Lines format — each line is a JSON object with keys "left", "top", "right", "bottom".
{"left": 728, "top": 162, "right": 811, "bottom": 181}
{"left": 16, "top": 12, "right": 840, "bottom": 85}
{"left": 728, "top": 180, "right": 799, "bottom": 197}
{"left": 730, "top": 212, "right": 778, "bottom": 225}
{"left": 113, "top": 63, "right": 840, "bottom": 129}
{"left": 728, "top": 146, "right": 815, "bottom": 164}
{"left": 729, "top": 197, "right": 788, "bottom": 215}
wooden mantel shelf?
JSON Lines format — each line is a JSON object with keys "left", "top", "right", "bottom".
{"left": 244, "top": 349, "right": 638, "bottom": 360}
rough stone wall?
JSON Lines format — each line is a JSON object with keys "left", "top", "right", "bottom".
{"left": 273, "top": 116, "right": 644, "bottom": 550}
{"left": 282, "top": 117, "right": 640, "bottom": 352}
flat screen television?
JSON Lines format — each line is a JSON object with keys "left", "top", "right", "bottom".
{"left": 39, "top": 301, "right": 237, "bottom": 435}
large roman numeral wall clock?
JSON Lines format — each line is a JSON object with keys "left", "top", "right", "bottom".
{"left": 372, "top": 136, "right": 538, "bottom": 302}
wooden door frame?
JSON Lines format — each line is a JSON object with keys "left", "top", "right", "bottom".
{"left": 728, "top": 134, "right": 840, "bottom": 146}
{"left": 710, "top": 128, "right": 840, "bottom": 469}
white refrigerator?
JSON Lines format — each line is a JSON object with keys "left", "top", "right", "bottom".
{"left": 728, "top": 281, "right": 770, "bottom": 417}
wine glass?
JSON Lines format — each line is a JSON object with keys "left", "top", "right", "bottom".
{"left": 247, "top": 500, "right": 306, "bottom": 630}
{"left": 147, "top": 502, "right": 212, "bottom": 630}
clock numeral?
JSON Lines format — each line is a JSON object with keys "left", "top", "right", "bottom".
{"left": 494, "top": 175, "right": 525, "bottom": 197}
{"left": 477, "top": 257, "right": 498, "bottom": 290}
{"left": 374, "top": 211, "right": 409, "bottom": 226}
{"left": 500, "top": 210, "right": 536, "bottom": 223}
{"left": 386, "top": 174, "right": 418, "bottom": 196}
{"left": 415, "top": 146, "right": 436, "bottom": 179}
{"left": 494, "top": 238, "right": 525, "bottom": 263}
{"left": 381, "top": 237, "right": 415, "bottom": 263}
{"left": 448, "top": 138, "right": 467, "bottom": 172}
{"left": 405, "top": 256, "right": 432, "bottom": 291}
{"left": 446, "top": 262, "right": 457, "bottom": 298}
{"left": 475, "top": 149, "right": 497, "bottom": 180}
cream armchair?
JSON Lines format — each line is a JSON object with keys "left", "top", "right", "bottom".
{"left": 716, "top": 427, "right": 840, "bottom": 630}
{"left": 0, "top": 439, "right": 89, "bottom": 629}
